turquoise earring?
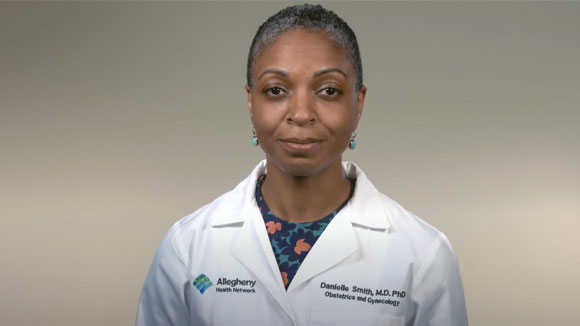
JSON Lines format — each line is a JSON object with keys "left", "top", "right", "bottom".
{"left": 348, "top": 132, "right": 357, "bottom": 150}
{"left": 251, "top": 128, "right": 259, "bottom": 146}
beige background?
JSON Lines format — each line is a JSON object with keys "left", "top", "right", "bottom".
{"left": 1, "top": 1, "right": 579, "bottom": 325}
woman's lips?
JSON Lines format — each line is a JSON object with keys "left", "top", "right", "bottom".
{"left": 279, "top": 139, "right": 322, "bottom": 153}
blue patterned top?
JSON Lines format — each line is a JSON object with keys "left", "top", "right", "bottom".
{"left": 255, "top": 174, "right": 355, "bottom": 289}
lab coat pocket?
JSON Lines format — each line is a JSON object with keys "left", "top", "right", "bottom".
{"left": 310, "top": 304, "right": 405, "bottom": 326}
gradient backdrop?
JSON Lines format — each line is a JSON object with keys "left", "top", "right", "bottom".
{"left": 1, "top": 1, "right": 579, "bottom": 325}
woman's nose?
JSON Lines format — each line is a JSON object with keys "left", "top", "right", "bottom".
{"left": 286, "top": 88, "right": 316, "bottom": 126}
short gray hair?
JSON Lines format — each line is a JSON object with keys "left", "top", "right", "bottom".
{"left": 247, "top": 4, "right": 363, "bottom": 91}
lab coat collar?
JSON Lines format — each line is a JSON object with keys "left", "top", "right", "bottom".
{"left": 285, "top": 161, "right": 391, "bottom": 292}
{"left": 210, "top": 160, "right": 268, "bottom": 227}
{"left": 213, "top": 160, "right": 391, "bottom": 319}
{"left": 342, "top": 160, "right": 391, "bottom": 230}
{"left": 210, "top": 159, "right": 391, "bottom": 230}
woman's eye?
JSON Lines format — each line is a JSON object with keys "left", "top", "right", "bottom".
{"left": 320, "top": 87, "right": 340, "bottom": 97}
{"left": 266, "top": 87, "right": 285, "bottom": 96}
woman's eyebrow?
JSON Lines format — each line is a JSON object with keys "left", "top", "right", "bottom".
{"left": 257, "top": 68, "right": 289, "bottom": 81}
{"left": 313, "top": 67, "right": 348, "bottom": 79}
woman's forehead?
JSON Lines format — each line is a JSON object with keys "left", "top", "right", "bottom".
{"left": 252, "top": 29, "right": 355, "bottom": 79}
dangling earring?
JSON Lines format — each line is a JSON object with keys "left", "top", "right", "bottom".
{"left": 348, "top": 132, "right": 357, "bottom": 150}
{"left": 251, "top": 127, "right": 259, "bottom": 146}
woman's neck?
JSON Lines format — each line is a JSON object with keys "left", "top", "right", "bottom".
{"left": 260, "top": 159, "right": 352, "bottom": 223}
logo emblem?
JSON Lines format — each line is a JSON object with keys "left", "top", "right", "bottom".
{"left": 193, "top": 274, "right": 213, "bottom": 294}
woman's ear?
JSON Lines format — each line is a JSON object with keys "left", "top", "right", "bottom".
{"left": 355, "top": 85, "right": 367, "bottom": 126}
{"left": 245, "top": 84, "right": 253, "bottom": 118}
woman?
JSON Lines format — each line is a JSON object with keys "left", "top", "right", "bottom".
{"left": 137, "top": 4, "right": 467, "bottom": 326}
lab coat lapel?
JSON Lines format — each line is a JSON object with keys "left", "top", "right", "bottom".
{"left": 231, "top": 202, "right": 294, "bottom": 321}
{"left": 286, "top": 161, "right": 390, "bottom": 292}
{"left": 286, "top": 203, "right": 358, "bottom": 292}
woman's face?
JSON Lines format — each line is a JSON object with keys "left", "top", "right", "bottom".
{"left": 246, "top": 28, "right": 366, "bottom": 177}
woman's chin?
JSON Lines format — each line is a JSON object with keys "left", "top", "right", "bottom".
{"left": 268, "top": 156, "right": 336, "bottom": 178}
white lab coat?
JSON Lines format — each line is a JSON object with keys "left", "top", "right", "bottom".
{"left": 137, "top": 160, "right": 468, "bottom": 326}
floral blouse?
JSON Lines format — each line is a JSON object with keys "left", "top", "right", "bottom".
{"left": 255, "top": 174, "right": 355, "bottom": 289}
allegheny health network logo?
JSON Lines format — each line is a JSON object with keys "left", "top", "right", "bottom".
{"left": 193, "top": 274, "right": 213, "bottom": 294}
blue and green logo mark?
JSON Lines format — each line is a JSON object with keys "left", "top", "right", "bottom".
{"left": 193, "top": 274, "right": 213, "bottom": 294}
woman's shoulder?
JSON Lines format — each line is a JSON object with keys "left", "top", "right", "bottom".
{"left": 347, "top": 161, "right": 451, "bottom": 255}
{"left": 377, "top": 192, "right": 457, "bottom": 266}
{"left": 175, "top": 179, "right": 250, "bottom": 232}
{"left": 379, "top": 193, "right": 442, "bottom": 239}
{"left": 163, "top": 161, "right": 266, "bottom": 251}
{"left": 158, "top": 177, "right": 252, "bottom": 260}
